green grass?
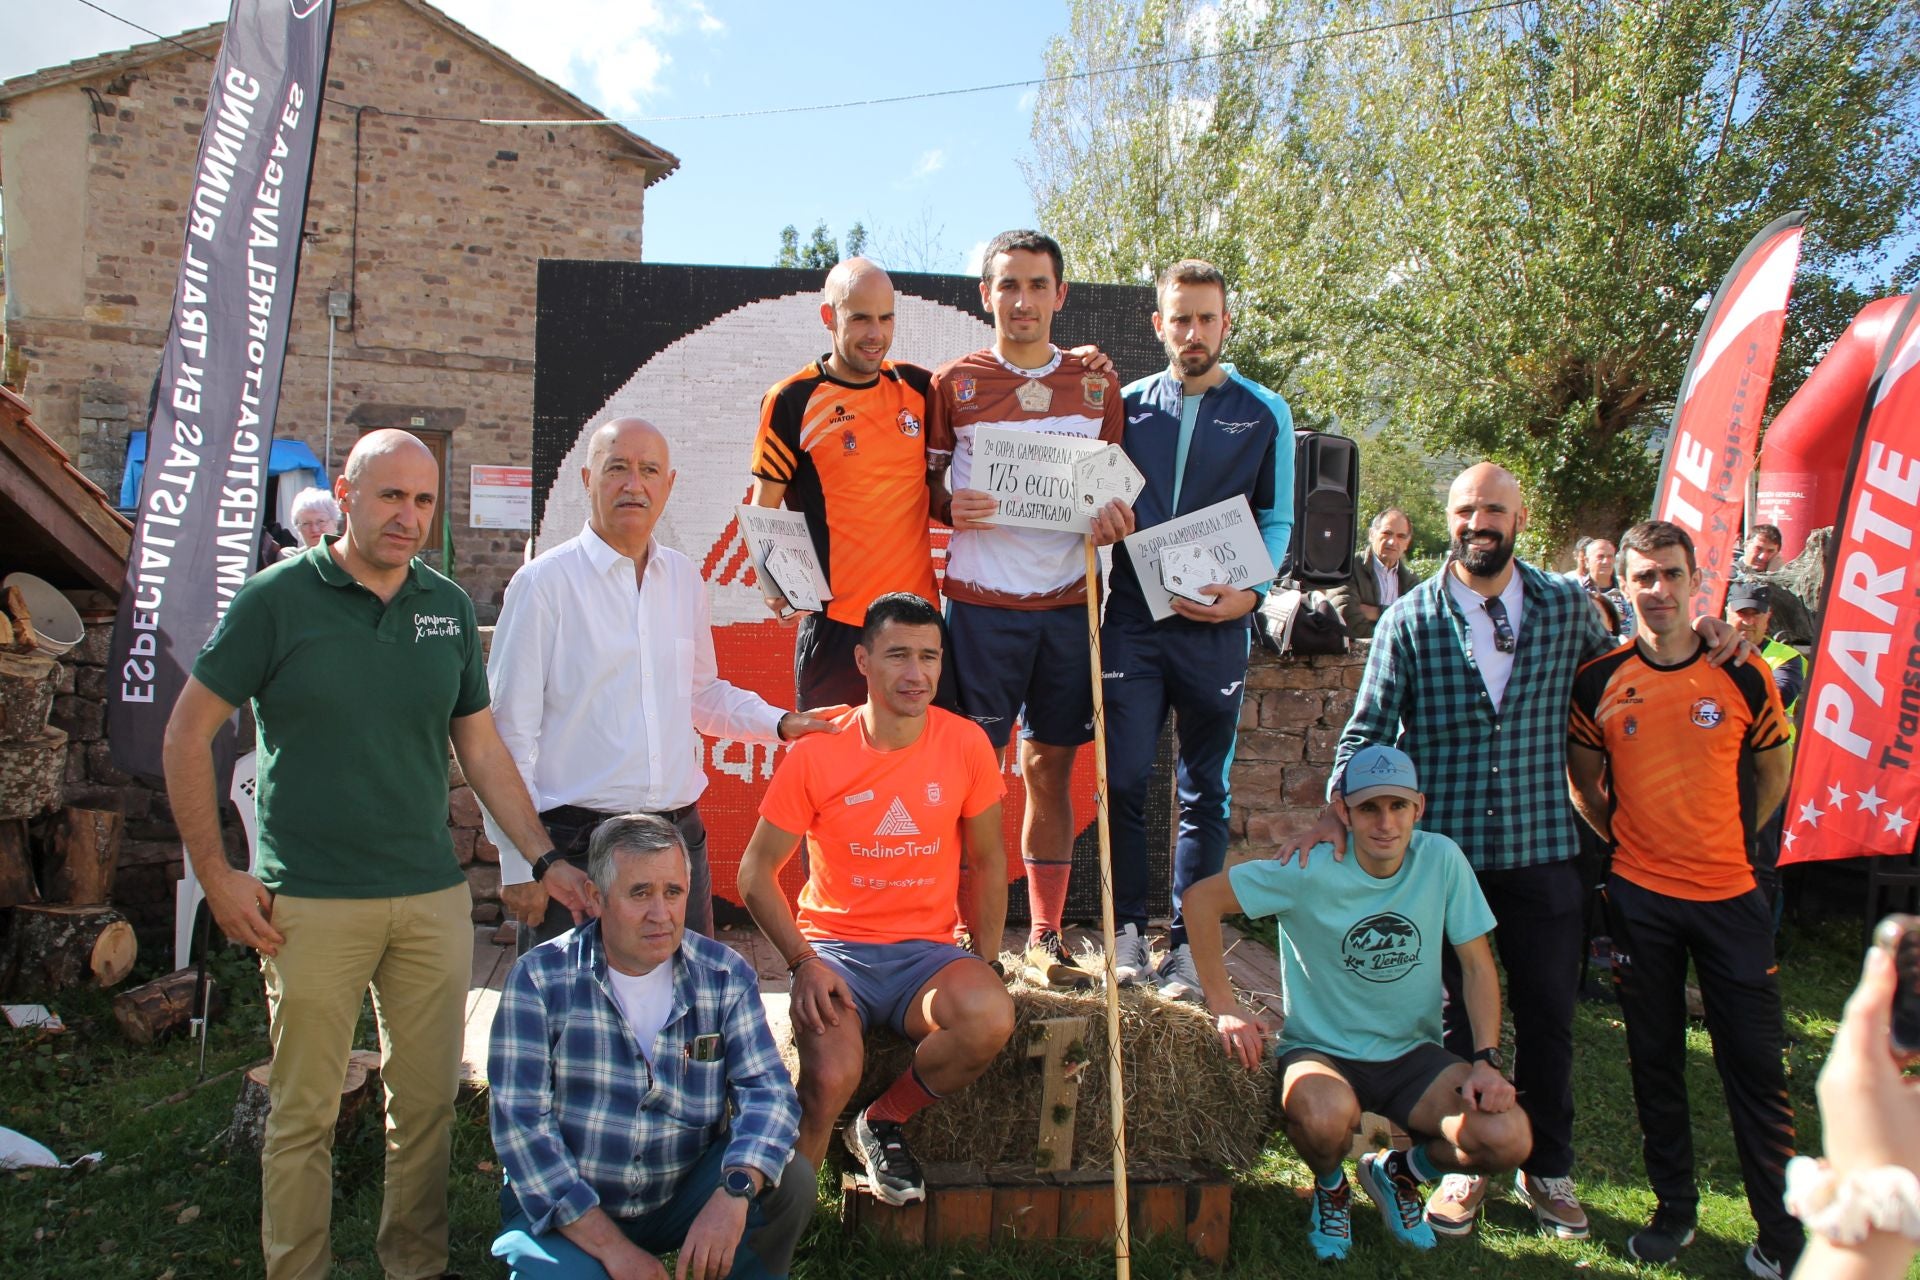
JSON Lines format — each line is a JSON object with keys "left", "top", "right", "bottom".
{"left": 1, "top": 918, "right": 1912, "bottom": 1278}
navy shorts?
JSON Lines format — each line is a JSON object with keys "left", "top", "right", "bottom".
{"left": 1277, "top": 1042, "right": 1464, "bottom": 1132}
{"left": 811, "top": 938, "right": 981, "bottom": 1036}
{"left": 945, "top": 599, "right": 1094, "bottom": 750}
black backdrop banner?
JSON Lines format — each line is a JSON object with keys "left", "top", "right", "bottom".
{"left": 107, "top": 0, "right": 336, "bottom": 781}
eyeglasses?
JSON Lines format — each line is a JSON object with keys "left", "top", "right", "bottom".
{"left": 1485, "top": 596, "right": 1516, "bottom": 654}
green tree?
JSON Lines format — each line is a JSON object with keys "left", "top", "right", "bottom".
{"left": 1031, "top": 0, "right": 1920, "bottom": 548}
{"left": 1352, "top": 428, "right": 1451, "bottom": 562}
{"left": 774, "top": 224, "right": 801, "bottom": 268}
{"left": 773, "top": 221, "right": 854, "bottom": 270}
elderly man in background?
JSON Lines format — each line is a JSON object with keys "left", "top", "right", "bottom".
{"left": 485, "top": 417, "right": 836, "bottom": 949}
{"left": 1332, "top": 509, "right": 1419, "bottom": 640}
{"left": 1569, "top": 535, "right": 1633, "bottom": 640}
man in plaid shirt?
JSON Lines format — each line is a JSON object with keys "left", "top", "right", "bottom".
{"left": 489, "top": 814, "right": 811, "bottom": 1280}
{"left": 1286, "top": 463, "right": 1745, "bottom": 1243}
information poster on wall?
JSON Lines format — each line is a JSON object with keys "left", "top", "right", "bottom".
{"left": 469, "top": 465, "right": 533, "bottom": 529}
{"left": 1121, "top": 495, "right": 1277, "bottom": 621}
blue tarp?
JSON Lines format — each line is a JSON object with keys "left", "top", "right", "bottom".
{"left": 118, "top": 433, "right": 326, "bottom": 508}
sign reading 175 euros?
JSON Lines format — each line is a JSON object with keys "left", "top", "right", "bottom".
{"left": 973, "top": 425, "right": 1145, "bottom": 534}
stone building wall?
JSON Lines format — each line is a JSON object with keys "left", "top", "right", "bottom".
{"left": 1226, "top": 643, "right": 1369, "bottom": 867}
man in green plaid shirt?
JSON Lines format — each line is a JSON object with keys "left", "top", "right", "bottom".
{"left": 1283, "top": 463, "right": 1746, "bottom": 1243}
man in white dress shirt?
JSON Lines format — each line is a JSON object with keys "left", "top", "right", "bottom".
{"left": 484, "top": 417, "right": 838, "bottom": 945}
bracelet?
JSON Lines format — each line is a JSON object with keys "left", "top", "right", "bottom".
{"left": 785, "top": 949, "right": 819, "bottom": 974}
{"left": 1785, "top": 1156, "right": 1920, "bottom": 1245}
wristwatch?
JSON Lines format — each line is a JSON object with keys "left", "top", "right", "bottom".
{"left": 721, "top": 1168, "right": 758, "bottom": 1200}
{"left": 1471, "top": 1047, "right": 1504, "bottom": 1070}
{"left": 529, "top": 849, "right": 565, "bottom": 884}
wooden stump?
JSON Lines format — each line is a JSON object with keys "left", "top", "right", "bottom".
{"left": 39, "top": 807, "right": 123, "bottom": 906}
{"left": 0, "top": 725, "right": 66, "bottom": 821}
{"left": 4, "top": 903, "right": 136, "bottom": 992}
{"left": 1026, "top": 1016, "right": 1090, "bottom": 1172}
{"left": 112, "top": 967, "right": 222, "bottom": 1046}
{"left": 229, "top": 1051, "right": 384, "bottom": 1154}
{"left": 0, "top": 652, "right": 57, "bottom": 743}
{"left": 0, "top": 819, "right": 38, "bottom": 909}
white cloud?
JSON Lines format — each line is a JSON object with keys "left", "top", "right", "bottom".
{"left": 441, "top": 0, "right": 724, "bottom": 118}
{"left": 963, "top": 239, "right": 991, "bottom": 276}
{"left": 912, "top": 149, "right": 945, "bottom": 179}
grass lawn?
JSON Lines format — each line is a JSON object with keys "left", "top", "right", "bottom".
{"left": 1, "top": 915, "right": 1912, "bottom": 1279}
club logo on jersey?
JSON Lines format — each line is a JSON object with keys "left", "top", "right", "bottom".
{"left": 1082, "top": 375, "right": 1107, "bottom": 408}
{"left": 1342, "top": 912, "right": 1423, "bottom": 983}
{"left": 1690, "top": 697, "right": 1724, "bottom": 728}
{"left": 926, "top": 782, "right": 942, "bottom": 805}
{"left": 875, "top": 796, "right": 921, "bottom": 836}
{"left": 841, "top": 429, "right": 859, "bottom": 454}
{"left": 1624, "top": 715, "right": 1638, "bottom": 737}
{"left": 897, "top": 409, "right": 922, "bottom": 437}
{"left": 955, "top": 376, "right": 977, "bottom": 404}
{"left": 1016, "top": 378, "right": 1054, "bottom": 414}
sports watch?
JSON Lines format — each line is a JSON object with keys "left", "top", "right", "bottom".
{"left": 721, "top": 1168, "right": 758, "bottom": 1200}
{"left": 1471, "top": 1047, "right": 1504, "bottom": 1070}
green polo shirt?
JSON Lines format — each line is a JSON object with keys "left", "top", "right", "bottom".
{"left": 192, "top": 540, "right": 489, "bottom": 898}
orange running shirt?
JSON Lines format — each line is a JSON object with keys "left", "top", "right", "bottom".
{"left": 1569, "top": 644, "right": 1789, "bottom": 901}
{"left": 925, "top": 346, "right": 1124, "bottom": 609}
{"left": 751, "top": 359, "right": 938, "bottom": 627}
{"left": 759, "top": 705, "right": 1005, "bottom": 944}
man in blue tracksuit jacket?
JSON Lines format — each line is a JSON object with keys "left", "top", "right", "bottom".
{"left": 1104, "top": 258, "right": 1294, "bottom": 998}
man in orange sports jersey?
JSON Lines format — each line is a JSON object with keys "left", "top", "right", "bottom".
{"left": 1567, "top": 520, "right": 1801, "bottom": 1279}
{"left": 737, "top": 592, "right": 1013, "bottom": 1207}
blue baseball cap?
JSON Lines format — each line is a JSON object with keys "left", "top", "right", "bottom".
{"left": 1340, "top": 744, "right": 1422, "bottom": 805}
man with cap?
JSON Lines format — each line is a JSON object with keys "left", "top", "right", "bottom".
{"left": 1725, "top": 579, "right": 1806, "bottom": 920}
{"left": 1180, "top": 744, "right": 1530, "bottom": 1261}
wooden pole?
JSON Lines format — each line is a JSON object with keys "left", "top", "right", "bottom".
{"left": 1084, "top": 537, "right": 1131, "bottom": 1280}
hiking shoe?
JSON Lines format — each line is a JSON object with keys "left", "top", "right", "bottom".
{"left": 1025, "top": 929, "right": 1092, "bottom": 988}
{"left": 843, "top": 1108, "right": 925, "bottom": 1206}
{"left": 1307, "top": 1176, "right": 1354, "bottom": 1261}
{"left": 1356, "top": 1150, "right": 1435, "bottom": 1250}
{"left": 1745, "top": 1241, "right": 1799, "bottom": 1279}
{"left": 1154, "top": 943, "right": 1204, "bottom": 1002}
{"left": 1626, "top": 1202, "right": 1697, "bottom": 1264}
{"left": 1424, "top": 1173, "right": 1488, "bottom": 1236}
{"left": 1513, "top": 1171, "right": 1590, "bottom": 1239}
{"left": 1112, "top": 923, "right": 1154, "bottom": 986}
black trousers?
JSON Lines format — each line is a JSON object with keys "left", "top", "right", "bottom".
{"left": 1604, "top": 876, "right": 1802, "bottom": 1256}
{"left": 1441, "top": 858, "right": 1583, "bottom": 1178}
{"left": 517, "top": 803, "right": 712, "bottom": 954}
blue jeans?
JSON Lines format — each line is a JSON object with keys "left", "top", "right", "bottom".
{"left": 492, "top": 1141, "right": 815, "bottom": 1279}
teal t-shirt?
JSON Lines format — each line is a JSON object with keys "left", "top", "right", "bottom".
{"left": 192, "top": 541, "right": 489, "bottom": 898}
{"left": 1227, "top": 830, "right": 1496, "bottom": 1062}
{"left": 1171, "top": 394, "right": 1203, "bottom": 510}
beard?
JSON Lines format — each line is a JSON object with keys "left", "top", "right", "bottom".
{"left": 1451, "top": 529, "right": 1516, "bottom": 578}
{"left": 1164, "top": 338, "right": 1220, "bottom": 377}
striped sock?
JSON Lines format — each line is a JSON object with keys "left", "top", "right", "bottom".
{"left": 1025, "top": 859, "right": 1073, "bottom": 935}
{"left": 866, "top": 1063, "right": 942, "bottom": 1126}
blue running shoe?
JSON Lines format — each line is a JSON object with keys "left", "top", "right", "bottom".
{"left": 1357, "top": 1150, "right": 1436, "bottom": 1250}
{"left": 1308, "top": 1176, "right": 1354, "bottom": 1261}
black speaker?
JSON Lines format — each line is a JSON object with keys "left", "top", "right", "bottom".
{"left": 1279, "top": 429, "right": 1358, "bottom": 586}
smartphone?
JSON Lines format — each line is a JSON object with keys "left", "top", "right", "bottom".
{"left": 1874, "top": 913, "right": 1920, "bottom": 1055}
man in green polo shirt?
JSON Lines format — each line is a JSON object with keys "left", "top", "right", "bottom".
{"left": 163, "top": 429, "right": 562, "bottom": 1280}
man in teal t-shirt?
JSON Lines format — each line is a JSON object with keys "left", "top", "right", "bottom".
{"left": 163, "top": 430, "right": 561, "bottom": 1280}
{"left": 1183, "top": 745, "right": 1531, "bottom": 1260}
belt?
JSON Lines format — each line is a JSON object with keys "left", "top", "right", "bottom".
{"left": 538, "top": 802, "right": 697, "bottom": 829}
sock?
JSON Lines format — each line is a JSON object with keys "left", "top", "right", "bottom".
{"left": 1406, "top": 1145, "right": 1441, "bottom": 1183}
{"left": 1025, "top": 859, "right": 1073, "bottom": 935}
{"left": 1316, "top": 1168, "right": 1346, "bottom": 1190}
{"left": 865, "top": 1063, "right": 942, "bottom": 1126}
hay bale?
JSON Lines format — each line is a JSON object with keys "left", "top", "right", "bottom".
{"left": 782, "top": 959, "right": 1275, "bottom": 1172}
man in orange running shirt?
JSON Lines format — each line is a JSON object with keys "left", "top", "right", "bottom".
{"left": 737, "top": 592, "right": 1013, "bottom": 1207}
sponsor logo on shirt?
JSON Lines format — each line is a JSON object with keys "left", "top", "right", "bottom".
{"left": 1213, "top": 419, "right": 1258, "bottom": 434}
{"left": 413, "top": 613, "right": 461, "bottom": 641}
{"left": 1691, "top": 697, "right": 1724, "bottom": 728}
{"left": 845, "top": 789, "right": 875, "bottom": 806}
{"left": 1128, "top": 411, "right": 1153, "bottom": 424}
{"left": 897, "top": 409, "right": 922, "bottom": 437}
{"left": 828, "top": 403, "right": 856, "bottom": 426}
{"left": 848, "top": 839, "right": 941, "bottom": 861}
{"left": 926, "top": 782, "right": 942, "bottom": 805}
{"left": 1341, "top": 912, "right": 1422, "bottom": 983}
{"left": 875, "top": 797, "right": 921, "bottom": 836}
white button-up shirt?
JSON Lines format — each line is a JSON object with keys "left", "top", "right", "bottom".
{"left": 483, "top": 525, "right": 787, "bottom": 885}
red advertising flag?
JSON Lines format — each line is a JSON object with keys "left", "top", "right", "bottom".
{"left": 1653, "top": 211, "right": 1806, "bottom": 620}
{"left": 1781, "top": 292, "right": 1920, "bottom": 866}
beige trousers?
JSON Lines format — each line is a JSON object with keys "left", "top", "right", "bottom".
{"left": 259, "top": 882, "right": 471, "bottom": 1280}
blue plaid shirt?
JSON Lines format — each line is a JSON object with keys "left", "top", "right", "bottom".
{"left": 489, "top": 921, "right": 799, "bottom": 1234}
{"left": 1333, "top": 558, "right": 1613, "bottom": 871}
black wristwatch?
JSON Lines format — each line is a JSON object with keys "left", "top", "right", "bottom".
{"left": 1471, "top": 1047, "right": 1504, "bottom": 1070}
{"left": 721, "top": 1168, "right": 758, "bottom": 1201}
{"left": 529, "top": 849, "right": 565, "bottom": 884}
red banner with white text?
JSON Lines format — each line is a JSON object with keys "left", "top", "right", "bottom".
{"left": 1653, "top": 211, "right": 1806, "bottom": 619}
{"left": 1782, "top": 292, "right": 1920, "bottom": 865}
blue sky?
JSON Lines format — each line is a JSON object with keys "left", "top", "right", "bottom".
{"left": 7, "top": 0, "right": 1073, "bottom": 273}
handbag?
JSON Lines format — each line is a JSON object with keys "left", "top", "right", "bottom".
{"left": 1255, "top": 584, "right": 1350, "bottom": 656}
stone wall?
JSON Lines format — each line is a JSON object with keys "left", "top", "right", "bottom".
{"left": 1226, "top": 643, "right": 1370, "bottom": 868}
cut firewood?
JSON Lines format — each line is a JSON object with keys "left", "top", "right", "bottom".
{"left": 0, "top": 651, "right": 55, "bottom": 743}
{"left": 2, "top": 587, "right": 36, "bottom": 654}
{"left": 3, "top": 903, "right": 136, "bottom": 993}
{"left": 39, "top": 807, "right": 123, "bottom": 906}
{"left": 0, "top": 725, "right": 66, "bottom": 821}
{"left": 229, "top": 1050, "right": 384, "bottom": 1154}
{"left": 0, "top": 819, "right": 37, "bottom": 909}
{"left": 112, "top": 967, "right": 223, "bottom": 1046}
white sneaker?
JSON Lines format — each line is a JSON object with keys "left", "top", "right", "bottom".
{"left": 1112, "top": 923, "right": 1154, "bottom": 985}
{"left": 1156, "top": 943, "right": 1203, "bottom": 1002}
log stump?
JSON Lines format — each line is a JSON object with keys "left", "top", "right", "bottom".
{"left": 230, "top": 1051, "right": 384, "bottom": 1154}
{"left": 0, "top": 819, "right": 38, "bottom": 909}
{"left": 39, "top": 807, "right": 124, "bottom": 906}
{"left": 112, "top": 967, "right": 222, "bottom": 1046}
{"left": 0, "top": 725, "right": 67, "bottom": 821}
{"left": 0, "top": 652, "right": 57, "bottom": 743}
{"left": 3, "top": 903, "right": 136, "bottom": 993}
